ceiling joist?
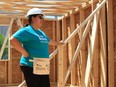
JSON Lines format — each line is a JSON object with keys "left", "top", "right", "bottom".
{"left": 0, "top": 0, "right": 91, "bottom": 18}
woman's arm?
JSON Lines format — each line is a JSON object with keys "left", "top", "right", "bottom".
{"left": 49, "top": 39, "right": 64, "bottom": 46}
{"left": 10, "top": 36, "right": 29, "bottom": 57}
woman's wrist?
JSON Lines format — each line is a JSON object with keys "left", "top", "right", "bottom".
{"left": 21, "top": 49, "right": 29, "bottom": 57}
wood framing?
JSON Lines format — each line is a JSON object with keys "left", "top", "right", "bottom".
{"left": 57, "top": 45, "right": 64, "bottom": 87}
{"left": 56, "top": 20, "right": 61, "bottom": 41}
{"left": 0, "top": 0, "right": 115, "bottom": 87}
{"left": 80, "top": 8, "right": 86, "bottom": 87}
{"left": 106, "top": 0, "right": 114, "bottom": 87}
{"left": 92, "top": 1, "right": 99, "bottom": 87}
{"left": 70, "top": 14, "right": 76, "bottom": 86}
{"left": 84, "top": 10, "right": 100, "bottom": 87}
{"left": 0, "top": 18, "right": 14, "bottom": 60}
{"left": 62, "top": 18, "right": 68, "bottom": 76}
{"left": 0, "top": 0, "right": 90, "bottom": 17}
{"left": 52, "top": 21, "right": 56, "bottom": 82}
{"left": 99, "top": 1, "right": 107, "bottom": 87}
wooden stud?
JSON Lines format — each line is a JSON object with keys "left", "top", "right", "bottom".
{"left": 4, "top": 61, "right": 7, "bottom": 84}
{"left": 52, "top": 21, "right": 56, "bottom": 82}
{"left": 64, "top": 18, "right": 93, "bottom": 85}
{"left": 106, "top": 0, "right": 114, "bottom": 87}
{"left": 56, "top": 20, "right": 63, "bottom": 87}
{"left": 97, "top": 1, "right": 107, "bottom": 87}
{"left": 57, "top": 45, "right": 64, "bottom": 87}
{"left": 69, "top": 14, "right": 76, "bottom": 86}
{"left": 62, "top": 18, "right": 67, "bottom": 84}
{"left": 7, "top": 26, "right": 11, "bottom": 84}
{"left": 80, "top": 8, "right": 86, "bottom": 87}
{"left": 8, "top": 18, "right": 15, "bottom": 84}
{"left": 8, "top": 59, "right": 12, "bottom": 84}
{"left": 91, "top": 2, "right": 99, "bottom": 87}
{"left": 83, "top": 9, "right": 100, "bottom": 87}
{"left": 56, "top": 20, "right": 60, "bottom": 86}
{"left": 56, "top": 21, "right": 61, "bottom": 42}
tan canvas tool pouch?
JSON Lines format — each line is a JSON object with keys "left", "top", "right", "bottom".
{"left": 33, "top": 58, "right": 50, "bottom": 75}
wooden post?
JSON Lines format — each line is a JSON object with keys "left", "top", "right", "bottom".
{"left": 80, "top": 9, "right": 87, "bottom": 87}
{"left": 92, "top": 2, "right": 99, "bottom": 87}
{"left": 7, "top": 25, "right": 12, "bottom": 84}
{"left": 62, "top": 18, "right": 67, "bottom": 83}
{"left": 83, "top": 10, "right": 100, "bottom": 87}
{"left": 7, "top": 18, "right": 14, "bottom": 84}
{"left": 98, "top": 1, "right": 107, "bottom": 87}
{"left": 56, "top": 20, "right": 64, "bottom": 87}
{"left": 52, "top": 21, "right": 56, "bottom": 82}
{"left": 106, "top": 0, "right": 114, "bottom": 87}
{"left": 4, "top": 61, "right": 7, "bottom": 84}
{"left": 69, "top": 14, "right": 76, "bottom": 86}
{"left": 56, "top": 20, "right": 61, "bottom": 42}
{"left": 56, "top": 20, "right": 61, "bottom": 85}
{"left": 8, "top": 54, "right": 12, "bottom": 84}
{"left": 57, "top": 45, "right": 64, "bottom": 87}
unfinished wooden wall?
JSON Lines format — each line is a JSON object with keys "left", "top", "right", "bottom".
{"left": 0, "top": 1, "right": 115, "bottom": 87}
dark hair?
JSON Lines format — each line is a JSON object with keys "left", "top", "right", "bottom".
{"left": 28, "top": 14, "right": 38, "bottom": 24}
{"left": 24, "top": 14, "right": 43, "bottom": 27}
{"left": 24, "top": 14, "right": 38, "bottom": 27}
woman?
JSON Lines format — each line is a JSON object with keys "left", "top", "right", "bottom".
{"left": 10, "top": 8, "right": 64, "bottom": 87}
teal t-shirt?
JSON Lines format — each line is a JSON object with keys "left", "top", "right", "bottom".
{"left": 12, "top": 25, "right": 50, "bottom": 67}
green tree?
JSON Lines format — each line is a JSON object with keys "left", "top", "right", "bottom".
{"left": 0, "top": 34, "right": 8, "bottom": 59}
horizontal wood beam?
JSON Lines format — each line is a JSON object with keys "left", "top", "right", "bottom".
{"left": 0, "top": 17, "right": 11, "bottom": 25}
{"left": 0, "top": 0, "right": 90, "bottom": 17}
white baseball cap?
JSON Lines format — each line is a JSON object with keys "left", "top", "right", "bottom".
{"left": 25, "top": 8, "right": 44, "bottom": 18}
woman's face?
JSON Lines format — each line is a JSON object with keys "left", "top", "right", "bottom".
{"left": 32, "top": 15, "right": 44, "bottom": 27}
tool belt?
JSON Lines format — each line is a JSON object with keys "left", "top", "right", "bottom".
{"left": 33, "top": 58, "right": 50, "bottom": 75}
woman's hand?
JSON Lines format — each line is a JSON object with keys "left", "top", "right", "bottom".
{"left": 22, "top": 51, "right": 29, "bottom": 58}
{"left": 59, "top": 41, "right": 65, "bottom": 45}
{"left": 49, "top": 40, "right": 65, "bottom": 46}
